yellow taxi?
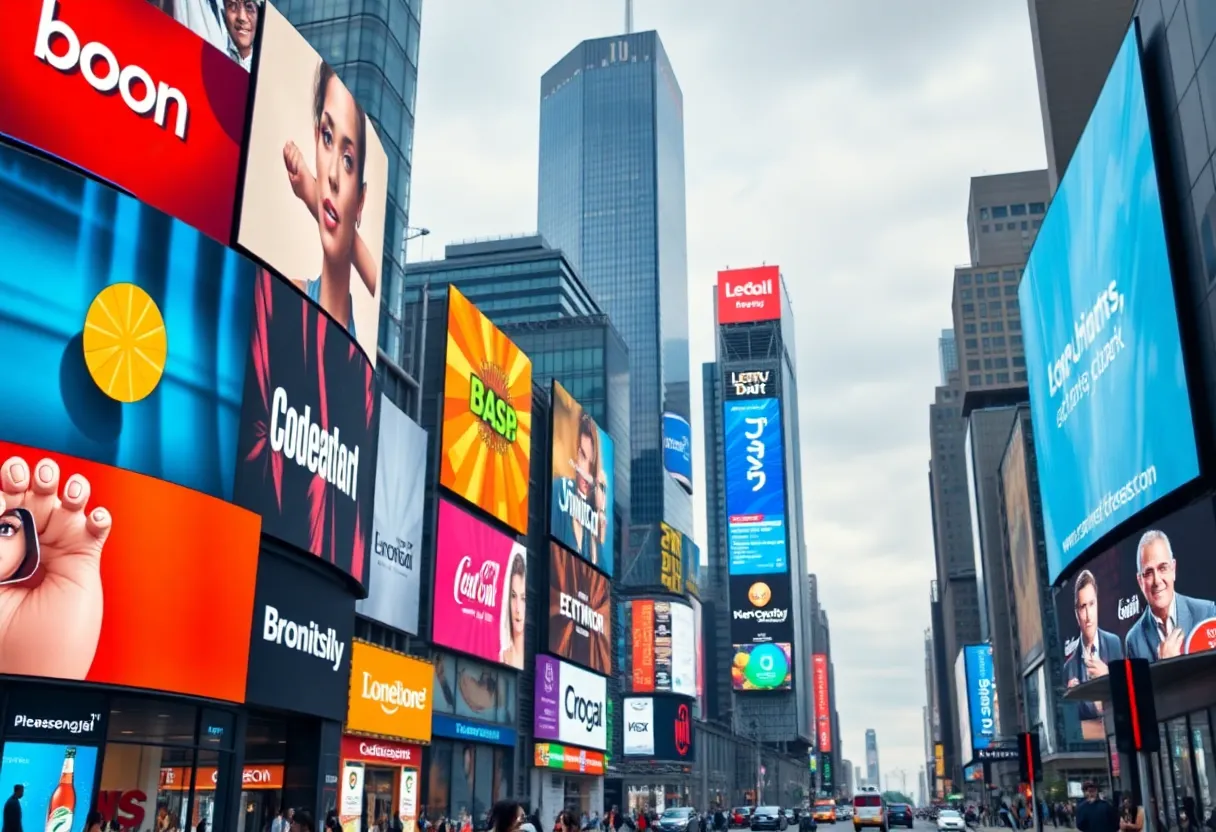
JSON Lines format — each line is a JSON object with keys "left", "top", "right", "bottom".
{"left": 813, "top": 800, "right": 838, "bottom": 824}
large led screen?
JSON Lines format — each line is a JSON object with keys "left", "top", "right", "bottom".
{"left": 237, "top": 2, "right": 388, "bottom": 365}
{"left": 1053, "top": 498, "right": 1216, "bottom": 740}
{"left": 550, "top": 381, "right": 615, "bottom": 575}
{"left": 1019, "top": 27, "right": 1199, "bottom": 583}
{"left": 440, "top": 287, "right": 533, "bottom": 534}
{"left": 629, "top": 600, "right": 696, "bottom": 697}
{"left": 432, "top": 499, "right": 528, "bottom": 669}
{"left": 813, "top": 653, "right": 831, "bottom": 752}
{"left": 717, "top": 266, "right": 780, "bottom": 325}
{"left": 728, "top": 575, "right": 793, "bottom": 646}
{"left": 962, "top": 644, "right": 996, "bottom": 754}
{"left": 549, "top": 543, "right": 612, "bottom": 674}
{"left": 730, "top": 642, "right": 792, "bottom": 692}
{"left": 622, "top": 697, "right": 695, "bottom": 762}
{"left": 1003, "top": 417, "right": 1044, "bottom": 663}
{"left": 0, "top": 0, "right": 250, "bottom": 244}
{"left": 724, "top": 398, "right": 787, "bottom": 576}
{"left": 660, "top": 521, "right": 702, "bottom": 599}
{"left": 0, "top": 142, "right": 254, "bottom": 502}
{"left": 534, "top": 656, "right": 607, "bottom": 751}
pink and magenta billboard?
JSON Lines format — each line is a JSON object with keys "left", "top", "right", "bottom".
{"left": 432, "top": 499, "right": 529, "bottom": 669}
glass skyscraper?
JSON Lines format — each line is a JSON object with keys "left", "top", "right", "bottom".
{"left": 538, "top": 31, "right": 692, "bottom": 537}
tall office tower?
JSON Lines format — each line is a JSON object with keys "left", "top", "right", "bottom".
{"left": 1026, "top": 0, "right": 1136, "bottom": 194}
{"left": 919, "top": 769, "right": 928, "bottom": 808}
{"left": 281, "top": 0, "right": 423, "bottom": 383}
{"left": 538, "top": 32, "right": 693, "bottom": 547}
{"left": 865, "top": 730, "right": 880, "bottom": 788}
{"left": 939, "top": 329, "right": 958, "bottom": 384}
{"left": 807, "top": 576, "right": 840, "bottom": 791}
{"left": 928, "top": 582, "right": 952, "bottom": 795}
{"left": 923, "top": 632, "right": 935, "bottom": 773}
{"left": 855, "top": 766, "right": 863, "bottom": 792}
{"left": 708, "top": 268, "right": 812, "bottom": 746}
{"left": 841, "top": 760, "right": 854, "bottom": 799}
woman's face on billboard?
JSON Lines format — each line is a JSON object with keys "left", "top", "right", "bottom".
{"left": 315, "top": 78, "right": 365, "bottom": 269}
{"left": 576, "top": 432, "right": 594, "bottom": 497}
{"left": 509, "top": 573, "right": 525, "bottom": 637}
{"left": 0, "top": 510, "right": 31, "bottom": 582}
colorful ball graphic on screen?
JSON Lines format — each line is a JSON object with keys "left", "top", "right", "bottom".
{"left": 747, "top": 582, "right": 771, "bottom": 607}
{"left": 82, "top": 284, "right": 168, "bottom": 403}
{"left": 744, "top": 643, "right": 789, "bottom": 689}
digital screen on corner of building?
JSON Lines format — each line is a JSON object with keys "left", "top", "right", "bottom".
{"left": 723, "top": 397, "right": 787, "bottom": 577}
{"left": 1018, "top": 25, "right": 1199, "bottom": 583}
{"left": 717, "top": 266, "right": 780, "bottom": 324}
{"left": 963, "top": 644, "right": 995, "bottom": 752}
{"left": 550, "top": 381, "right": 616, "bottom": 576}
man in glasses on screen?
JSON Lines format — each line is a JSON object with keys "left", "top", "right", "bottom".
{"left": 166, "top": 0, "right": 259, "bottom": 72}
{"left": 1125, "top": 529, "right": 1216, "bottom": 662}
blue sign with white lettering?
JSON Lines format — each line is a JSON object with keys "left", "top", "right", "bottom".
{"left": 723, "top": 398, "right": 787, "bottom": 575}
{"left": 432, "top": 713, "right": 517, "bottom": 747}
{"left": 663, "top": 412, "right": 693, "bottom": 493}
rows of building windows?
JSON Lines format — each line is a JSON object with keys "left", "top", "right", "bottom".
{"left": 958, "top": 269, "right": 1021, "bottom": 285}
{"left": 978, "top": 202, "right": 1047, "bottom": 220}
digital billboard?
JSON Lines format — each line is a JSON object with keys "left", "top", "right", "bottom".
{"left": 549, "top": 543, "right": 612, "bottom": 674}
{"left": 717, "top": 266, "right": 780, "bottom": 324}
{"left": 533, "top": 656, "right": 607, "bottom": 751}
{"left": 233, "top": 271, "right": 376, "bottom": 585}
{"left": 0, "top": 441, "right": 259, "bottom": 702}
{"left": 813, "top": 653, "right": 832, "bottom": 752}
{"left": 0, "top": 742, "right": 99, "bottom": 832}
{"left": 357, "top": 396, "right": 427, "bottom": 633}
{"left": 0, "top": 142, "right": 254, "bottom": 502}
{"left": 347, "top": 642, "right": 433, "bottom": 743}
{"left": 724, "top": 398, "right": 787, "bottom": 576}
{"left": 629, "top": 600, "right": 696, "bottom": 697}
{"left": 691, "top": 596, "right": 705, "bottom": 719}
{"left": 725, "top": 368, "right": 777, "bottom": 400}
{"left": 237, "top": 2, "right": 389, "bottom": 366}
{"left": 660, "top": 521, "right": 702, "bottom": 599}
{"left": 550, "top": 381, "right": 615, "bottom": 575}
{"left": 730, "top": 643, "right": 792, "bottom": 692}
{"left": 962, "top": 644, "right": 996, "bottom": 754}
{"left": 432, "top": 499, "right": 527, "bottom": 669}
{"left": 1054, "top": 498, "right": 1216, "bottom": 739}
{"left": 623, "top": 697, "right": 695, "bottom": 762}
{"left": 662, "top": 413, "right": 693, "bottom": 493}
{"left": 729, "top": 575, "right": 793, "bottom": 645}
{"left": 432, "top": 652, "right": 517, "bottom": 727}
{"left": 1019, "top": 27, "right": 1199, "bottom": 583}
{"left": 1003, "top": 417, "right": 1044, "bottom": 663}
{"left": 0, "top": 0, "right": 250, "bottom": 244}
{"left": 440, "top": 287, "right": 533, "bottom": 534}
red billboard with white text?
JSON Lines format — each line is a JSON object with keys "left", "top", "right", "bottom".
{"left": 0, "top": 0, "right": 250, "bottom": 244}
{"left": 717, "top": 266, "right": 781, "bottom": 324}
{"left": 813, "top": 653, "right": 831, "bottom": 752}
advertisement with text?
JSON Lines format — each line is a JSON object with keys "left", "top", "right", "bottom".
{"left": 0, "top": 0, "right": 250, "bottom": 244}
{"left": 0, "top": 743, "right": 99, "bottom": 832}
{"left": 432, "top": 499, "right": 528, "bottom": 669}
{"left": 662, "top": 413, "right": 693, "bottom": 494}
{"left": 729, "top": 575, "right": 794, "bottom": 646}
{"left": 813, "top": 653, "right": 832, "bottom": 752}
{"left": 550, "top": 381, "right": 615, "bottom": 575}
{"left": 659, "top": 522, "right": 702, "bottom": 599}
{"left": 357, "top": 395, "right": 426, "bottom": 634}
{"left": 0, "top": 142, "right": 256, "bottom": 501}
{"left": 347, "top": 641, "right": 433, "bottom": 742}
{"left": 233, "top": 271, "right": 376, "bottom": 584}
{"left": 533, "top": 656, "right": 607, "bottom": 752}
{"left": 717, "top": 266, "right": 780, "bottom": 325}
{"left": 440, "top": 287, "right": 533, "bottom": 534}
{"left": 0, "top": 441, "right": 260, "bottom": 701}
{"left": 963, "top": 644, "right": 996, "bottom": 753}
{"left": 724, "top": 398, "right": 787, "bottom": 576}
{"left": 237, "top": 2, "right": 388, "bottom": 364}
{"left": 1019, "top": 28, "right": 1199, "bottom": 583}
{"left": 622, "top": 697, "right": 695, "bottom": 762}
{"left": 629, "top": 600, "right": 697, "bottom": 697}
{"left": 549, "top": 543, "right": 612, "bottom": 674}
{"left": 691, "top": 596, "right": 705, "bottom": 719}
{"left": 725, "top": 368, "right": 778, "bottom": 400}
{"left": 1003, "top": 417, "right": 1044, "bottom": 663}
{"left": 533, "top": 744, "right": 604, "bottom": 776}
{"left": 1054, "top": 498, "right": 1216, "bottom": 739}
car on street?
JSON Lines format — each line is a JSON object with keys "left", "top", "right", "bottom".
{"left": 813, "top": 801, "right": 837, "bottom": 824}
{"left": 936, "top": 810, "right": 965, "bottom": 832}
{"left": 837, "top": 807, "right": 853, "bottom": 821}
{"left": 887, "top": 805, "right": 913, "bottom": 829}
{"left": 749, "top": 807, "right": 788, "bottom": 831}
{"left": 658, "top": 808, "right": 699, "bottom": 832}
{"left": 852, "top": 792, "right": 886, "bottom": 832}
{"left": 732, "top": 808, "right": 754, "bottom": 828}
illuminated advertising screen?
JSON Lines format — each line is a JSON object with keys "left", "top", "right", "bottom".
{"left": 730, "top": 643, "right": 792, "bottom": 692}
{"left": 1053, "top": 498, "right": 1216, "bottom": 740}
{"left": 1003, "top": 417, "right": 1044, "bottom": 663}
{"left": 724, "top": 368, "right": 777, "bottom": 400}
{"left": 0, "top": 742, "right": 99, "bottom": 832}
{"left": 432, "top": 652, "right": 518, "bottom": 726}
{"left": 533, "top": 656, "right": 607, "bottom": 751}
{"left": 813, "top": 653, "right": 832, "bottom": 752}
{"left": 236, "top": 2, "right": 388, "bottom": 366}
{"left": 0, "top": 0, "right": 250, "bottom": 244}
{"left": 691, "top": 596, "right": 705, "bottom": 719}
{"left": 550, "top": 381, "right": 615, "bottom": 575}
{"left": 724, "top": 398, "right": 787, "bottom": 576}
{"left": 549, "top": 543, "right": 612, "bottom": 674}
{"left": 0, "top": 142, "right": 254, "bottom": 503}
{"left": 660, "top": 522, "right": 702, "bottom": 599}
{"left": 1019, "top": 27, "right": 1199, "bottom": 582}
{"left": 432, "top": 499, "right": 528, "bottom": 669}
{"left": 717, "top": 266, "right": 780, "bottom": 324}
{"left": 728, "top": 575, "right": 793, "bottom": 645}
{"left": 622, "top": 696, "right": 695, "bottom": 761}
{"left": 963, "top": 644, "right": 996, "bottom": 753}
{"left": 662, "top": 412, "right": 693, "bottom": 493}
{"left": 440, "top": 287, "right": 533, "bottom": 534}
{"left": 629, "top": 600, "right": 696, "bottom": 697}
{"left": 233, "top": 271, "right": 376, "bottom": 585}
{"left": 0, "top": 441, "right": 259, "bottom": 702}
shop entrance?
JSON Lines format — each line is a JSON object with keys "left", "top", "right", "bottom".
{"left": 362, "top": 768, "right": 396, "bottom": 832}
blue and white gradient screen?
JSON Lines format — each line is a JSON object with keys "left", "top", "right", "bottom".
{"left": 964, "top": 644, "right": 996, "bottom": 752}
{"left": 723, "top": 398, "right": 787, "bottom": 576}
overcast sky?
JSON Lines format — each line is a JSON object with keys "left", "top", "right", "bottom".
{"left": 408, "top": 1, "right": 1049, "bottom": 788}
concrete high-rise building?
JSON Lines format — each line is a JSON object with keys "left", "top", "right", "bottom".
{"left": 939, "top": 329, "right": 958, "bottom": 384}
{"left": 1025, "top": 0, "right": 1137, "bottom": 194}
{"left": 841, "top": 759, "right": 854, "bottom": 799}
{"left": 965, "top": 171, "right": 1050, "bottom": 268}
{"left": 855, "top": 765, "right": 863, "bottom": 792}
{"left": 538, "top": 32, "right": 693, "bottom": 545}
{"left": 865, "top": 730, "right": 880, "bottom": 788}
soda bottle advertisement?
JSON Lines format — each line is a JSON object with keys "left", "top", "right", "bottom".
{"left": 0, "top": 743, "right": 97, "bottom": 832}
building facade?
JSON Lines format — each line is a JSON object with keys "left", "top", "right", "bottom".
{"left": 864, "top": 730, "right": 880, "bottom": 789}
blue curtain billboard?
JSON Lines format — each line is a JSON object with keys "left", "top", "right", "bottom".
{"left": 663, "top": 412, "right": 693, "bottom": 494}
{"left": 1019, "top": 27, "right": 1199, "bottom": 583}
{"left": 723, "top": 398, "right": 787, "bottom": 576}
{"left": 964, "top": 644, "right": 996, "bottom": 751}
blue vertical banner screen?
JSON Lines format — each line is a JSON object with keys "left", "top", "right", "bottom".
{"left": 964, "top": 645, "right": 996, "bottom": 750}
{"left": 0, "top": 742, "right": 99, "bottom": 832}
{"left": 723, "top": 397, "right": 787, "bottom": 575}
{"left": 663, "top": 412, "right": 694, "bottom": 494}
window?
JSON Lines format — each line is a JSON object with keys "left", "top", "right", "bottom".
{"left": 994, "top": 223, "right": 1003, "bottom": 231}
{"left": 982, "top": 337, "right": 991, "bottom": 349}
{"left": 1003, "top": 270, "right": 1018, "bottom": 281}
{"left": 992, "top": 206, "right": 1009, "bottom": 218}
{"left": 967, "top": 359, "right": 980, "bottom": 371}
{"left": 1032, "top": 219, "right": 1042, "bottom": 229}
{"left": 985, "top": 373, "right": 995, "bottom": 384}
{"left": 1012, "top": 335, "right": 1023, "bottom": 347}
{"left": 960, "top": 273, "right": 972, "bottom": 285}
{"left": 1011, "top": 204, "right": 1027, "bottom": 216}
{"left": 980, "top": 322, "right": 990, "bottom": 333}
{"left": 1021, "top": 220, "right": 1029, "bottom": 231}
{"left": 962, "top": 303, "right": 975, "bottom": 314}
{"left": 1004, "top": 285, "right": 1018, "bottom": 296}
{"left": 960, "top": 288, "right": 972, "bottom": 300}
{"left": 993, "top": 336, "right": 1006, "bottom": 347}
{"left": 992, "top": 321, "right": 1004, "bottom": 332}
{"left": 969, "top": 374, "right": 981, "bottom": 386}
{"left": 1014, "top": 370, "right": 1027, "bottom": 382}
{"left": 994, "top": 357, "right": 1008, "bottom": 369}
{"left": 1013, "top": 356, "right": 1025, "bottom": 368}
{"left": 965, "top": 338, "right": 978, "bottom": 349}
{"left": 986, "top": 272, "right": 999, "bottom": 283}
{"left": 963, "top": 323, "right": 976, "bottom": 334}
{"left": 980, "top": 207, "right": 990, "bottom": 220}
{"left": 987, "top": 287, "right": 1000, "bottom": 298}
{"left": 997, "top": 372, "right": 1010, "bottom": 382}
{"left": 1007, "top": 300, "right": 1019, "bottom": 312}
{"left": 983, "top": 359, "right": 993, "bottom": 370}
{"left": 1030, "top": 202, "right": 1046, "bottom": 214}
{"left": 981, "top": 224, "right": 989, "bottom": 233}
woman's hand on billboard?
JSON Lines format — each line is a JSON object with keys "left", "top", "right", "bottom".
{"left": 0, "top": 456, "right": 109, "bottom": 679}
{"left": 284, "top": 140, "right": 315, "bottom": 207}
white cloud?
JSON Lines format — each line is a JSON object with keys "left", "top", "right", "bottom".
{"left": 408, "top": 0, "right": 1048, "bottom": 785}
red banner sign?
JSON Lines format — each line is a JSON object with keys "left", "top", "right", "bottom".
{"left": 812, "top": 653, "right": 831, "bottom": 752}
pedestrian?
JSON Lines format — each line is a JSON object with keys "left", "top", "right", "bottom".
{"left": 1075, "top": 783, "right": 1117, "bottom": 832}
{"left": 3, "top": 785, "right": 23, "bottom": 832}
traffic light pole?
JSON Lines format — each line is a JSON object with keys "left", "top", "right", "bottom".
{"left": 1029, "top": 779, "right": 1041, "bottom": 832}
{"left": 1137, "top": 752, "right": 1155, "bottom": 832}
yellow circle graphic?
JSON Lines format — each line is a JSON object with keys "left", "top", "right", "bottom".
{"left": 82, "top": 283, "right": 168, "bottom": 403}
{"left": 748, "top": 582, "right": 772, "bottom": 607}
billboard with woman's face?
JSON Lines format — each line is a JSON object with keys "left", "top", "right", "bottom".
{"left": 432, "top": 499, "right": 528, "bottom": 669}
{"left": 235, "top": 1, "right": 387, "bottom": 365}
{"left": 550, "top": 381, "right": 615, "bottom": 576}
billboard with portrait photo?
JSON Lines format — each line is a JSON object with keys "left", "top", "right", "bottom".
{"left": 233, "top": 270, "right": 377, "bottom": 586}
{"left": 1003, "top": 416, "right": 1044, "bottom": 664}
{"left": 550, "top": 381, "right": 615, "bottom": 575}
{"left": 440, "top": 287, "right": 533, "bottom": 534}
{"left": 0, "top": 142, "right": 255, "bottom": 502}
{"left": 549, "top": 543, "right": 612, "bottom": 675}
{"left": 236, "top": 1, "right": 387, "bottom": 364}
{"left": 432, "top": 499, "right": 528, "bottom": 670}
{"left": 0, "top": 441, "right": 260, "bottom": 702}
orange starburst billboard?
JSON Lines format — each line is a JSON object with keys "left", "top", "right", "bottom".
{"left": 440, "top": 287, "right": 533, "bottom": 533}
